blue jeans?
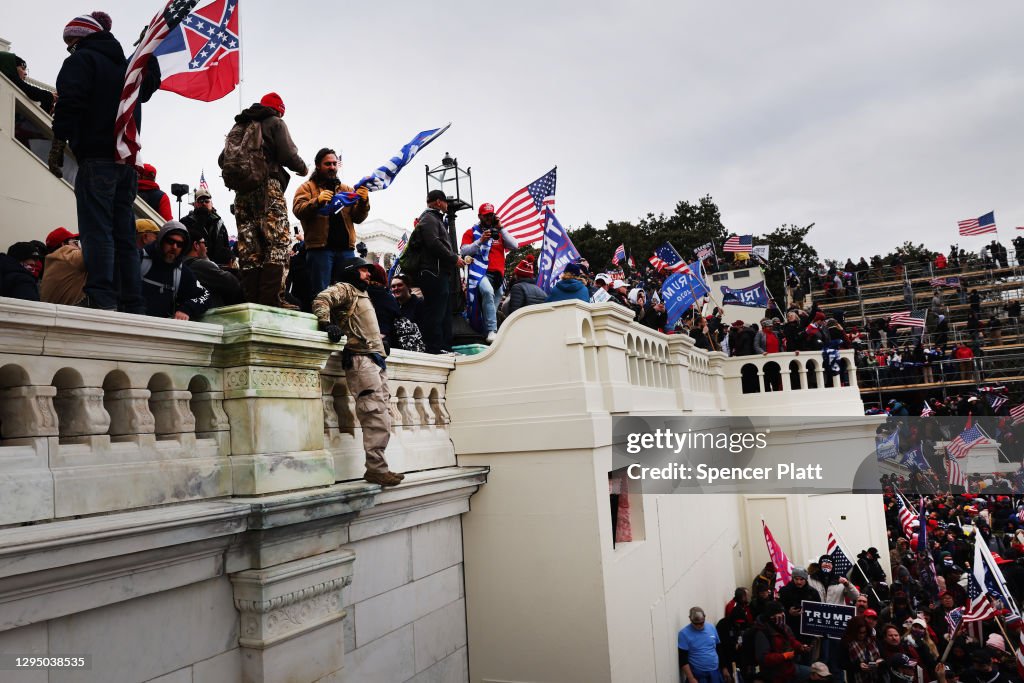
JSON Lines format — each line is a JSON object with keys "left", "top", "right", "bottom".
{"left": 307, "top": 247, "right": 357, "bottom": 295}
{"left": 419, "top": 270, "right": 452, "bottom": 353}
{"left": 75, "top": 159, "right": 143, "bottom": 312}
{"left": 691, "top": 670, "right": 724, "bottom": 683}
{"left": 477, "top": 275, "right": 504, "bottom": 333}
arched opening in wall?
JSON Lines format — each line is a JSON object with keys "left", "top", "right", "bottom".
{"left": 428, "top": 387, "right": 448, "bottom": 426}
{"left": 763, "top": 361, "right": 782, "bottom": 392}
{"left": 581, "top": 320, "right": 598, "bottom": 383}
{"left": 393, "top": 386, "right": 409, "bottom": 430}
{"left": 413, "top": 386, "right": 431, "bottom": 427}
{"left": 102, "top": 370, "right": 139, "bottom": 442}
{"left": 608, "top": 467, "right": 644, "bottom": 548}
{"left": 0, "top": 364, "right": 31, "bottom": 443}
{"left": 626, "top": 335, "right": 638, "bottom": 385}
{"left": 805, "top": 360, "right": 819, "bottom": 389}
{"left": 740, "top": 363, "right": 760, "bottom": 394}
{"left": 188, "top": 375, "right": 217, "bottom": 438}
{"left": 147, "top": 372, "right": 184, "bottom": 441}
{"left": 788, "top": 360, "right": 802, "bottom": 391}
{"left": 840, "top": 358, "right": 852, "bottom": 388}
{"left": 641, "top": 339, "right": 651, "bottom": 387}
{"left": 52, "top": 367, "right": 88, "bottom": 443}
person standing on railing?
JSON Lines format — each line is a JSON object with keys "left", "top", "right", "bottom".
{"left": 51, "top": 11, "right": 161, "bottom": 313}
{"left": 313, "top": 257, "right": 405, "bottom": 488}
{"left": 0, "top": 52, "right": 54, "bottom": 114}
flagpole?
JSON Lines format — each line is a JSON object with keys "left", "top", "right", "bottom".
{"left": 827, "top": 518, "right": 884, "bottom": 606}
{"left": 940, "top": 620, "right": 962, "bottom": 662}
{"left": 995, "top": 612, "right": 1018, "bottom": 655}
{"left": 237, "top": 0, "right": 245, "bottom": 112}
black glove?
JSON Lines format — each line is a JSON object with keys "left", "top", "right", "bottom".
{"left": 325, "top": 324, "right": 343, "bottom": 344}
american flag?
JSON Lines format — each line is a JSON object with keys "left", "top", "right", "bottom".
{"left": 495, "top": 168, "right": 556, "bottom": 246}
{"left": 928, "top": 276, "right": 960, "bottom": 288}
{"left": 114, "top": 0, "right": 200, "bottom": 165}
{"left": 958, "top": 211, "right": 997, "bottom": 236}
{"left": 888, "top": 310, "right": 927, "bottom": 329}
{"left": 964, "top": 540, "right": 997, "bottom": 622}
{"left": 612, "top": 244, "right": 626, "bottom": 266}
{"left": 199, "top": 170, "right": 209, "bottom": 190}
{"left": 1016, "top": 507, "right": 1024, "bottom": 525}
{"left": 917, "top": 498, "right": 939, "bottom": 600}
{"left": 395, "top": 231, "right": 408, "bottom": 254}
{"left": 648, "top": 242, "right": 691, "bottom": 274}
{"left": 921, "top": 401, "right": 934, "bottom": 417}
{"left": 723, "top": 235, "right": 753, "bottom": 253}
{"left": 1011, "top": 404, "right": 1024, "bottom": 426}
{"left": 895, "top": 493, "right": 916, "bottom": 537}
{"left": 947, "top": 452, "right": 968, "bottom": 489}
{"left": 946, "top": 417, "right": 989, "bottom": 459}
{"left": 825, "top": 530, "right": 854, "bottom": 578}
{"left": 945, "top": 607, "right": 964, "bottom": 635}
{"left": 762, "top": 520, "right": 793, "bottom": 595}
{"left": 986, "top": 393, "right": 1008, "bottom": 413}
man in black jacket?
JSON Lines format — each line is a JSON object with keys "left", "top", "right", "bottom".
{"left": 0, "top": 242, "right": 44, "bottom": 301}
{"left": 140, "top": 222, "right": 211, "bottom": 321}
{"left": 181, "top": 189, "right": 232, "bottom": 267}
{"left": 415, "top": 190, "right": 465, "bottom": 353}
{"left": 183, "top": 226, "right": 243, "bottom": 310}
{"left": 51, "top": 11, "right": 161, "bottom": 313}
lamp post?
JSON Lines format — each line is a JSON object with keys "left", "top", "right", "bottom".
{"left": 425, "top": 153, "right": 481, "bottom": 345}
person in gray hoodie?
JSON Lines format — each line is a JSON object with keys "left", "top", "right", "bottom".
{"left": 140, "top": 221, "right": 210, "bottom": 321}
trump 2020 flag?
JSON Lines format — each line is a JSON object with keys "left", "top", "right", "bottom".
{"left": 875, "top": 430, "right": 900, "bottom": 461}
{"left": 321, "top": 124, "right": 451, "bottom": 215}
{"left": 720, "top": 282, "right": 770, "bottom": 308}
{"left": 536, "top": 210, "right": 581, "bottom": 292}
{"left": 153, "top": 0, "right": 240, "bottom": 102}
{"left": 662, "top": 264, "right": 710, "bottom": 330}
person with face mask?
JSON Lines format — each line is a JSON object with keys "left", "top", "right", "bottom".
{"left": 313, "top": 257, "right": 405, "bottom": 488}
{"left": 0, "top": 241, "right": 44, "bottom": 300}
{"left": 752, "top": 601, "right": 811, "bottom": 683}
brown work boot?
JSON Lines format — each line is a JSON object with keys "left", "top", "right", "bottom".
{"left": 364, "top": 470, "right": 404, "bottom": 487}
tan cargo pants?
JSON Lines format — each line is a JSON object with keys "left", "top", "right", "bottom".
{"left": 345, "top": 354, "right": 392, "bottom": 474}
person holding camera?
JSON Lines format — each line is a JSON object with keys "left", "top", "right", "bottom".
{"left": 293, "top": 148, "right": 370, "bottom": 296}
{"left": 459, "top": 203, "right": 518, "bottom": 343}
{"left": 312, "top": 257, "right": 404, "bottom": 488}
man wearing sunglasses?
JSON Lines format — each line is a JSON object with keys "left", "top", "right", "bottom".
{"left": 139, "top": 221, "right": 211, "bottom": 321}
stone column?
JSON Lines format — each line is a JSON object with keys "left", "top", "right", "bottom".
{"left": 231, "top": 549, "right": 355, "bottom": 683}
{"left": 203, "top": 305, "right": 337, "bottom": 495}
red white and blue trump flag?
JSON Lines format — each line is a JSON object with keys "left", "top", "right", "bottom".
{"left": 154, "top": 0, "right": 241, "bottom": 102}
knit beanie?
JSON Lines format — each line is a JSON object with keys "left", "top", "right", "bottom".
{"left": 260, "top": 92, "right": 285, "bottom": 115}
{"left": 63, "top": 12, "right": 112, "bottom": 44}
{"left": 513, "top": 255, "right": 535, "bottom": 279}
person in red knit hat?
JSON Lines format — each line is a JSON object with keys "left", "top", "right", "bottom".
{"left": 502, "top": 254, "right": 546, "bottom": 319}
{"left": 220, "top": 92, "right": 307, "bottom": 308}
{"left": 137, "top": 164, "right": 174, "bottom": 221}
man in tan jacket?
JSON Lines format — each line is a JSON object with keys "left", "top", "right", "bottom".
{"left": 40, "top": 227, "right": 86, "bottom": 305}
{"left": 293, "top": 148, "right": 369, "bottom": 296}
{"left": 312, "top": 257, "right": 404, "bottom": 487}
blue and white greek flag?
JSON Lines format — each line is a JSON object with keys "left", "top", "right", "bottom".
{"left": 320, "top": 123, "right": 452, "bottom": 215}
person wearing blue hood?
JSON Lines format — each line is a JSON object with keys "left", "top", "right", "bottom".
{"left": 140, "top": 221, "right": 211, "bottom": 321}
{"left": 545, "top": 262, "right": 590, "bottom": 304}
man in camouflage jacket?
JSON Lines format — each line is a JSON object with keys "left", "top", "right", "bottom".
{"left": 312, "top": 257, "right": 404, "bottom": 487}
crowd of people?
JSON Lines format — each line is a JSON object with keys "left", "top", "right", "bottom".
{"left": 680, "top": 493, "right": 1024, "bottom": 682}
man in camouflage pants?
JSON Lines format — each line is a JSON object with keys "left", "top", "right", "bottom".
{"left": 313, "top": 257, "right": 405, "bottom": 487}
{"left": 226, "top": 92, "right": 307, "bottom": 308}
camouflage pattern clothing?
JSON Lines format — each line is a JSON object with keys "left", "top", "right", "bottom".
{"left": 235, "top": 178, "right": 291, "bottom": 271}
{"left": 313, "top": 282, "right": 392, "bottom": 474}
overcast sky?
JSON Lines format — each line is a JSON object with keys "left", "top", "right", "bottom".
{"left": 4, "top": 1, "right": 1024, "bottom": 260}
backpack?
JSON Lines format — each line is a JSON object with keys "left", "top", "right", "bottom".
{"left": 220, "top": 120, "right": 268, "bottom": 192}
{"left": 141, "top": 251, "right": 181, "bottom": 299}
{"left": 397, "top": 225, "right": 425, "bottom": 285}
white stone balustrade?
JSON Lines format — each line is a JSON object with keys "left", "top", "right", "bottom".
{"left": 721, "top": 350, "right": 864, "bottom": 415}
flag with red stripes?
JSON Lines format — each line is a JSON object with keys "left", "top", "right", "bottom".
{"left": 964, "top": 539, "right": 997, "bottom": 622}
{"left": 958, "top": 211, "right": 997, "bottom": 236}
{"left": 495, "top": 168, "right": 556, "bottom": 246}
{"left": 762, "top": 520, "right": 793, "bottom": 594}
{"left": 947, "top": 416, "right": 989, "bottom": 459}
{"left": 947, "top": 453, "right": 968, "bottom": 489}
{"left": 115, "top": 0, "right": 200, "bottom": 165}
{"left": 895, "top": 493, "right": 916, "bottom": 538}
{"left": 612, "top": 244, "right": 626, "bottom": 265}
{"left": 1011, "top": 404, "right": 1024, "bottom": 426}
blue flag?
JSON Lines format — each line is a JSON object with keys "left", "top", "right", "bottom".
{"left": 720, "top": 282, "right": 770, "bottom": 308}
{"left": 875, "top": 431, "right": 900, "bottom": 461}
{"left": 662, "top": 265, "right": 710, "bottom": 329}
{"left": 900, "top": 445, "right": 930, "bottom": 471}
{"left": 536, "top": 210, "right": 581, "bottom": 292}
{"left": 320, "top": 123, "right": 451, "bottom": 215}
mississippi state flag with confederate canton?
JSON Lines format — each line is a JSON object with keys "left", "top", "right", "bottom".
{"left": 154, "top": 0, "right": 240, "bottom": 102}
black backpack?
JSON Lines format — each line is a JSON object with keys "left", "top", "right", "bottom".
{"left": 397, "top": 225, "right": 425, "bottom": 285}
